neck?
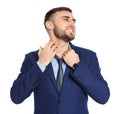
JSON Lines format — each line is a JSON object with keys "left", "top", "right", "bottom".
{"left": 51, "top": 39, "right": 69, "bottom": 58}
{"left": 48, "top": 32, "right": 70, "bottom": 58}
{"left": 57, "top": 43, "right": 69, "bottom": 58}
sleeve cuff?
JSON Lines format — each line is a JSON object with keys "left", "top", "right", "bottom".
{"left": 37, "top": 61, "right": 46, "bottom": 72}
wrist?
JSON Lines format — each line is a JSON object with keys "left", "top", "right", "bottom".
{"left": 38, "top": 59, "right": 48, "bottom": 67}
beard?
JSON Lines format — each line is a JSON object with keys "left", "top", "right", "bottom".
{"left": 53, "top": 25, "right": 75, "bottom": 42}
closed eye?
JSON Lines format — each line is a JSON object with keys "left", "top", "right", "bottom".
{"left": 63, "top": 18, "right": 69, "bottom": 21}
{"left": 61, "top": 16, "right": 76, "bottom": 23}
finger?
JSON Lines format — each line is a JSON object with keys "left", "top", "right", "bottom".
{"left": 46, "top": 41, "right": 55, "bottom": 48}
{"left": 63, "top": 49, "right": 70, "bottom": 55}
{"left": 39, "top": 46, "right": 42, "bottom": 51}
{"left": 43, "top": 41, "right": 54, "bottom": 49}
{"left": 38, "top": 46, "right": 43, "bottom": 55}
{"left": 50, "top": 42, "right": 58, "bottom": 49}
{"left": 70, "top": 49, "right": 75, "bottom": 53}
{"left": 62, "top": 51, "right": 67, "bottom": 57}
{"left": 44, "top": 41, "right": 51, "bottom": 48}
{"left": 51, "top": 44, "right": 58, "bottom": 50}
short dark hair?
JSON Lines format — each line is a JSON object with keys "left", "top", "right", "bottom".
{"left": 44, "top": 7, "right": 72, "bottom": 27}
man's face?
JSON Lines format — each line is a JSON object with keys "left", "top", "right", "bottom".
{"left": 51, "top": 11, "right": 76, "bottom": 42}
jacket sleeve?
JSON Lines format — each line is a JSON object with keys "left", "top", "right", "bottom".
{"left": 10, "top": 54, "right": 46, "bottom": 104}
{"left": 71, "top": 53, "right": 110, "bottom": 104}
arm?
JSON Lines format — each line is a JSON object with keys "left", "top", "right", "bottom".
{"left": 10, "top": 54, "right": 46, "bottom": 104}
{"left": 10, "top": 41, "right": 58, "bottom": 104}
{"left": 71, "top": 53, "right": 110, "bottom": 104}
{"left": 63, "top": 49, "right": 110, "bottom": 104}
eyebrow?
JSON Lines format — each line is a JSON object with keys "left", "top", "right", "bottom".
{"left": 61, "top": 16, "right": 76, "bottom": 22}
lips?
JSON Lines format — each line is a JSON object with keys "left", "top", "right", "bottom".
{"left": 66, "top": 28, "right": 75, "bottom": 34}
{"left": 67, "top": 28, "right": 73, "bottom": 32}
{"left": 66, "top": 26, "right": 75, "bottom": 33}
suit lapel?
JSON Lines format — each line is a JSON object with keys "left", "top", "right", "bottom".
{"left": 45, "top": 63, "right": 58, "bottom": 92}
{"left": 60, "top": 65, "right": 72, "bottom": 93}
{"left": 62, "top": 66, "right": 70, "bottom": 84}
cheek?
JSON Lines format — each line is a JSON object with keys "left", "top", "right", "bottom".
{"left": 58, "top": 22, "right": 66, "bottom": 29}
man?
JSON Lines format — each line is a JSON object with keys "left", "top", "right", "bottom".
{"left": 10, "top": 7, "right": 110, "bottom": 114}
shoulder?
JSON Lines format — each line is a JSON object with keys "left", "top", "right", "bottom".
{"left": 26, "top": 50, "right": 39, "bottom": 56}
{"left": 25, "top": 50, "right": 39, "bottom": 62}
{"left": 70, "top": 43, "right": 96, "bottom": 56}
{"left": 70, "top": 43, "right": 98, "bottom": 64}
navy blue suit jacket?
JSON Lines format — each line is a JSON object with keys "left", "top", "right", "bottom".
{"left": 10, "top": 43, "right": 110, "bottom": 114}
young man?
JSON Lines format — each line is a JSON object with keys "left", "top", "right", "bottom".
{"left": 10, "top": 7, "right": 110, "bottom": 114}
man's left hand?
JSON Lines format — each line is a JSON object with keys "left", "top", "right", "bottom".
{"left": 62, "top": 49, "right": 80, "bottom": 68}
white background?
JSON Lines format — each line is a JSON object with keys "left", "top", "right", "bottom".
{"left": 0, "top": 0, "right": 120, "bottom": 114}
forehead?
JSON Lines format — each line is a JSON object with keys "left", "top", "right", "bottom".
{"left": 52, "top": 11, "right": 74, "bottom": 19}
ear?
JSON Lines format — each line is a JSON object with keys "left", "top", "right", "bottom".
{"left": 45, "top": 21, "right": 54, "bottom": 30}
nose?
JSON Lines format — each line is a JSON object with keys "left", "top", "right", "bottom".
{"left": 69, "top": 20, "right": 76, "bottom": 29}
{"left": 69, "top": 19, "right": 76, "bottom": 26}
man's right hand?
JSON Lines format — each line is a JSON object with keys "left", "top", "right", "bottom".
{"left": 38, "top": 41, "right": 58, "bottom": 66}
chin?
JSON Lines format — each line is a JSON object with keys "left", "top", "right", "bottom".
{"left": 64, "top": 37, "right": 75, "bottom": 42}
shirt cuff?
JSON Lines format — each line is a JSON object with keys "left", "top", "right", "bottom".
{"left": 37, "top": 61, "right": 46, "bottom": 72}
